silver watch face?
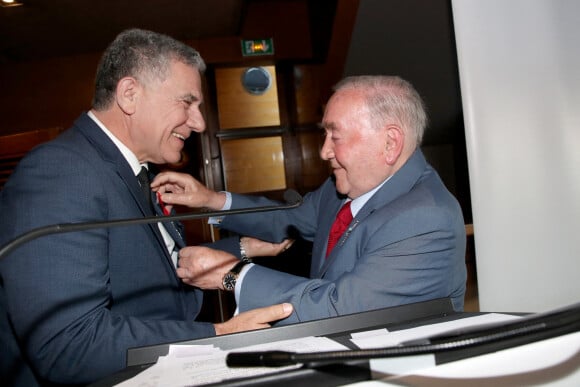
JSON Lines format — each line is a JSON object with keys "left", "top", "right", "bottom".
{"left": 223, "top": 273, "right": 237, "bottom": 291}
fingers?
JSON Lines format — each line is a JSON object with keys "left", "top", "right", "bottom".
{"left": 175, "top": 267, "right": 192, "bottom": 282}
{"left": 151, "top": 171, "right": 226, "bottom": 210}
{"left": 243, "top": 303, "right": 294, "bottom": 327}
{"left": 150, "top": 171, "right": 189, "bottom": 189}
{"left": 214, "top": 303, "right": 294, "bottom": 336}
{"left": 260, "top": 303, "right": 294, "bottom": 322}
{"left": 156, "top": 191, "right": 196, "bottom": 207}
{"left": 243, "top": 237, "right": 296, "bottom": 257}
{"left": 280, "top": 239, "right": 294, "bottom": 252}
{"left": 151, "top": 172, "right": 197, "bottom": 207}
{"left": 178, "top": 246, "right": 238, "bottom": 289}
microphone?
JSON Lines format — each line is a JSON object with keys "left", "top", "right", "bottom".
{"left": 0, "top": 189, "right": 303, "bottom": 260}
{"left": 226, "top": 300, "right": 580, "bottom": 367}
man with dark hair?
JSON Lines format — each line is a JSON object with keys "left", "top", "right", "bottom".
{"left": 0, "top": 28, "right": 292, "bottom": 385}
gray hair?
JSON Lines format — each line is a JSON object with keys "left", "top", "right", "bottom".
{"left": 333, "top": 75, "right": 428, "bottom": 146}
{"left": 92, "top": 28, "right": 206, "bottom": 110}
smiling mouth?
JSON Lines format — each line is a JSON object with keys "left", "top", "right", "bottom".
{"left": 172, "top": 132, "right": 186, "bottom": 141}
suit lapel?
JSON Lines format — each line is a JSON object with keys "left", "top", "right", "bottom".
{"left": 151, "top": 191, "right": 186, "bottom": 249}
{"left": 73, "top": 114, "right": 176, "bottom": 266}
{"left": 310, "top": 193, "right": 343, "bottom": 276}
{"left": 315, "top": 149, "right": 428, "bottom": 278}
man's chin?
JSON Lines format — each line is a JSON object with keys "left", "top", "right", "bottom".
{"left": 164, "top": 151, "right": 184, "bottom": 165}
{"left": 334, "top": 181, "right": 349, "bottom": 196}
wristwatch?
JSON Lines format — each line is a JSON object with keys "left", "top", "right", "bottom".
{"left": 222, "top": 258, "right": 251, "bottom": 292}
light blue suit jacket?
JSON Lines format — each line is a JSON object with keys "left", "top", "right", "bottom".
{"left": 220, "top": 149, "right": 467, "bottom": 324}
{"left": 0, "top": 113, "right": 216, "bottom": 385}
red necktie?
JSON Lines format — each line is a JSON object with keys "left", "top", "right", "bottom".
{"left": 326, "top": 201, "right": 353, "bottom": 257}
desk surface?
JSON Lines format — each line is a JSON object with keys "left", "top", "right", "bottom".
{"left": 94, "top": 300, "right": 580, "bottom": 387}
{"left": 126, "top": 298, "right": 455, "bottom": 367}
{"left": 92, "top": 298, "right": 458, "bottom": 386}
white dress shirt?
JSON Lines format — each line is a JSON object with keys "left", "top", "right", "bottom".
{"left": 87, "top": 111, "right": 179, "bottom": 267}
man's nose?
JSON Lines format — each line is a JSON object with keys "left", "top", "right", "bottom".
{"left": 320, "top": 136, "right": 334, "bottom": 160}
{"left": 187, "top": 110, "right": 206, "bottom": 133}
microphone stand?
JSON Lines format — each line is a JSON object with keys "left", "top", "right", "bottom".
{"left": 226, "top": 300, "right": 580, "bottom": 368}
{"left": 0, "top": 189, "right": 303, "bottom": 260}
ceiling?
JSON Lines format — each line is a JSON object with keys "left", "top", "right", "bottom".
{"left": 0, "top": 0, "right": 463, "bottom": 144}
{"left": 0, "top": 0, "right": 468, "bottom": 204}
{"left": 0, "top": 0, "right": 247, "bottom": 63}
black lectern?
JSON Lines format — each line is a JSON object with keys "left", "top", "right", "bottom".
{"left": 126, "top": 298, "right": 455, "bottom": 367}
{"left": 86, "top": 299, "right": 456, "bottom": 386}
{"left": 92, "top": 298, "right": 580, "bottom": 387}
{"left": 91, "top": 298, "right": 456, "bottom": 387}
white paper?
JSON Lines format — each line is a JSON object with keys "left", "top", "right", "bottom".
{"left": 347, "top": 331, "right": 580, "bottom": 387}
{"left": 115, "top": 314, "right": 533, "bottom": 386}
{"left": 370, "top": 354, "right": 436, "bottom": 376}
{"left": 351, "top": 313, "right": 521, "bottom": 349}
{"left": 350, "top": 328, "right": 388, "bottom": 339}
{"left": 115, "top": 336, "right": 349, "bottom": 387}
{"left": 349, "top": 314, "right": 522, "bottom": 376}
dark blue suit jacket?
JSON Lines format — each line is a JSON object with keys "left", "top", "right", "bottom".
{"left": 0, "top": 113, "right": 216, "bottom": 384}
{"left": 220, "top": 150, "right": 467, "bottom": 324}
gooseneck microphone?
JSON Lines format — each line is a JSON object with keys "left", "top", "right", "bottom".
{"left": 0, "top": 189, "right": 303, "bottom": 260}
{"left": 226, "top": 300, "right": 580, "bottom": 368}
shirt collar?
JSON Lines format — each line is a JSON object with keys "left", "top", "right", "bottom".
{"left": 87, "top": 110, "right": 147, "bottom": 176}
{"left": 349, "top": 175, "right": 392, "bottom": 217}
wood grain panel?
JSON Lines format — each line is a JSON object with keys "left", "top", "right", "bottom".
{"left": 215, "top": 66, "right": 280, "bottom": 129}
{"left": 220, "top": 136, "right": 286, "bottom": 193}
{"left": 298, "top": 131, "right": 331, "bottom": 190}
{"left": 0, "top": 127, "right": 64, "bottom": 190}
{"left": 294, "top": 64, "right": 324, "bottom": 125}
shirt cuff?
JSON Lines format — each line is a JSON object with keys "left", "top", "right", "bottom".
{"left": 208, "top": 191, "right": 232, "bottom": 225}
{"left": 234, "top": 262, "right": 254, "bottom": 309}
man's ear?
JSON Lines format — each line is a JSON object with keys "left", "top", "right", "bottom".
{"left": 116, "top": 77, "right": 139, "bottom": 115}
{"left": 384, "top": 125, "right": 405, "bottom": 165}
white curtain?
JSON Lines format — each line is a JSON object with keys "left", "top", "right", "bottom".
{"left": 452, "top": 0, "right": 580, "bottom": 312}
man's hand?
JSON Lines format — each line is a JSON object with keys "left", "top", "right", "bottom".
{"left": 214, "top": 303, "right": 294, "bottom": 335}
{"left": 151, "top": 171, "right": 226, "bottom": 210}
{"left": 242, "top": 237, "right": 294, "bottom": 258}
{"left": 177, "top": 246, "right": 238, "bottom": 290}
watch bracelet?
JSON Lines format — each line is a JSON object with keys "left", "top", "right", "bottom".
{"left": 239, "top": 237, "right": 249, "bottom": 260}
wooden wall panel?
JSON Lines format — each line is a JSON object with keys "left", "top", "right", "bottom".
{"left": 298, "top": 131, "right": 331, "bottom": 190}
{"left": 215, "top": 66, "right": 280, "bottom": 129}
{"left": 294, "top": 64, "right": 324, "bottom": 125}
{"left": 220, "top": 136, "right": 286, "bottom": 193}
{"left": 0, "top": 54, "right": 98, "bottom": 135}
{"left": 0, "top": 127, "right": 64, "bottom": 189}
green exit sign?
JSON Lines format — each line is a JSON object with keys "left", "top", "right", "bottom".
{"left": 241, "top": 38, "right": 275, "bottom": 56}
